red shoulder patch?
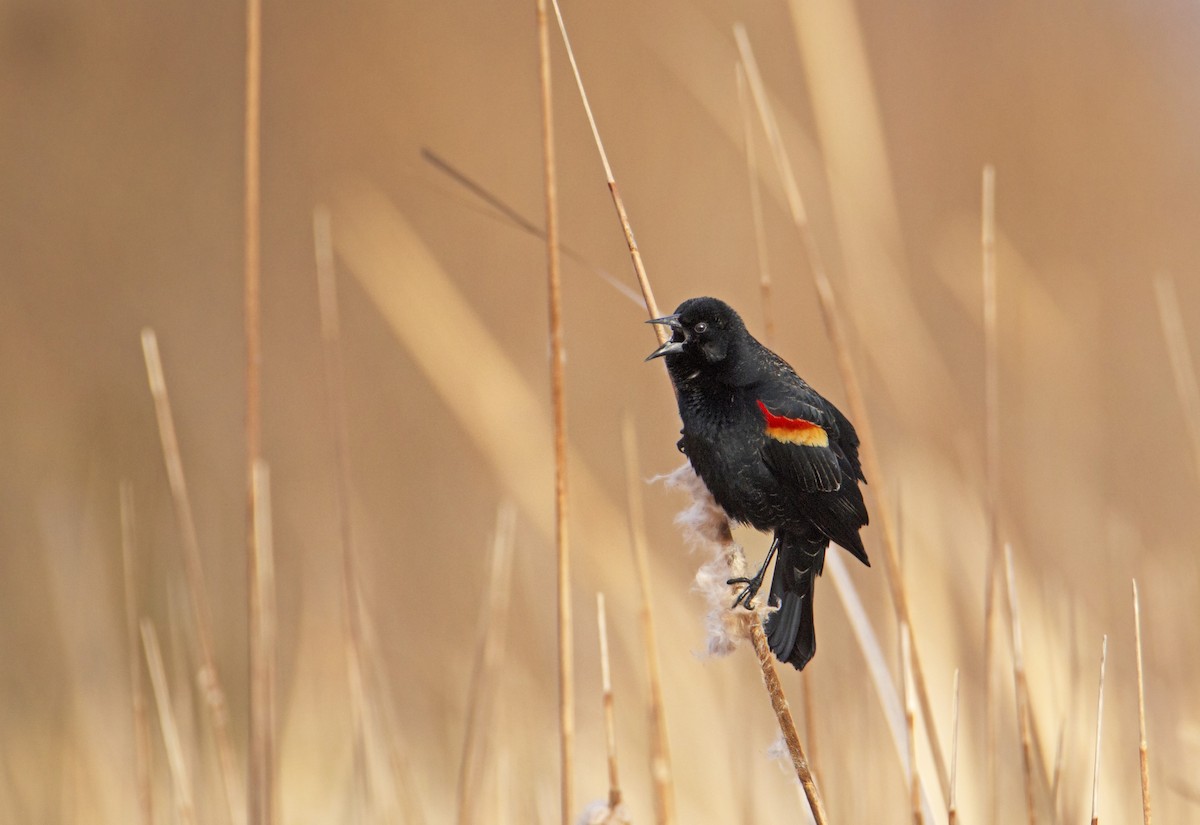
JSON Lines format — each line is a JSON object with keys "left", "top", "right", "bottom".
{"left": 757, "top": 400, "right": 829, "bottom": 448}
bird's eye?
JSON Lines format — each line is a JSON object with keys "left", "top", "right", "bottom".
{"left": 693, "top": 321, "right": 708, "bottom": 334}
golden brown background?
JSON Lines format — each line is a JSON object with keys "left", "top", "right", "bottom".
{"left": 3, "top": 0, "right": 1199, "bottom": 822}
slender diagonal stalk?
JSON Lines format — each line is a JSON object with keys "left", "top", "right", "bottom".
{"left": 535, "top": 4, "right": 574, "bottom": 823}
{"left": 1133, "top": 580, "right": 1152, "bottom": 825}
{"left": 142, "top": 619, "right": 197, "bottom": 825}
{"left": 1154, "top": 275, "right": 1200, "bottom": 485}
{"left": 901, "top": 624, "right": 923, "bottom": 825}
{"left": 249, "top": 461, "right": 276, "bottom": 825}
{"left": 597, "top": 594, "right": 623, "bottom": 809}
{"left": 1004, "top": 545, "right": 1037, "bottom": 825}
{"left": 948, "top": 669, "right": 960, "bottom": 825}
{"left": 120, "top": 484, "right": 154, "bottom": 825}
{"left": 735, "top": 26, "right": 950, "bottom": 802}
{"left": 140, "top": 329, "right": 242, "bottom": 825}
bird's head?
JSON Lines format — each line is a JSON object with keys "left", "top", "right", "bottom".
{"left": 645, "top": 297, "right": 747, "bottom": 374}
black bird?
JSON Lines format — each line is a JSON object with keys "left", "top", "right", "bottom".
{"left": 646, "top": 297, "right": 869, "bottom": 670}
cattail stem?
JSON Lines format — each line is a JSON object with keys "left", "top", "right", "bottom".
{"left": 597, "top": 594, "right": 623, "bottom": 809}
{"left": 1132, "top": 581, "right": 1152, "bottom": 824}
{"left": 120, "top": 484, "right": 154, "bottom": 825}
{"left": 142, "top": 620, "right": 197, "bottom": 825}
{"left": 1004, "top": 545, "right": 1037, "bottom": 825}
{"left": 1091, "top": 635, "right": 1109, "bottom": 825}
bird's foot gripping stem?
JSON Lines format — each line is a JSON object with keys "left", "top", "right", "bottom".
{"left": 726, "top": 538, "right": 779, "bottom": 610}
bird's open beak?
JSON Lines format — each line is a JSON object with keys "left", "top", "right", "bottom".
{"left": 645, "top": 314, "right": 686, "bottom": 361}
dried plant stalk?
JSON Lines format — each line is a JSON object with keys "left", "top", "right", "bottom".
{"left": 313, "top": 204, "right": 374, "bottom": 819}
{"left": 457, "top": 505, "right": 517, "bottom": 825}
{"left": 1091, "top": 635, "right": 1108, "bottom": 825}
{"left": 535, "top": 4, "right": 575, "bottom": 822}
{"left": 735, "top": 63, "right": 776, "bottom": 344}
{"left": 597, "top": 594, "right": 623, "bottom": 809}
{"left": 1132, "top": 580, "right": 1152, "bottom": 824}
{"left": 735, "top": 25, "right": 950, "bottom": 802}
{"left": 249, "top": 461, "right": 277, "bottom": 825}
{"left": 140, "top": 328, "right": 242, "bottom": 824}
{"left": 120, "top": 483, "right": 154, "bottom": 825}
{"left": 901, "top": 625, "right": 923, "bottom": 825}
{"left": 142, "top": 619, "right": 196, "bottom": 825}
{"left": 1004, "top": 545, "right": 1037, "bottom": 825}
{"left": 621, "top": 417, "right": 676, "bottom": 825}
{"left": 1154, "top": 275, "right": 1200, "bottom": 484}
{"left": 948, "top": 669, "right": 960, "bottom": 825}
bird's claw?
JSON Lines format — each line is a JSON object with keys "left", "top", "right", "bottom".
{"left": 727, "top": 574, "right": 764, "bottom": 610}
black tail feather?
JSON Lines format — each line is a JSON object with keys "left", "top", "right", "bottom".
{"left": 764, "top": 530, "right": 826, "bottom": 670}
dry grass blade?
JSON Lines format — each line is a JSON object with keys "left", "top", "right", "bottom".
{"left": 140, "top": 328, "right": 242, "bottom": 825}
{"left": 597, "top": 593, "right": 623, "bottom": 809}
{"left": 120, "top": 483, "right": 154, "bottom": 825}
{"left": 1091, "top": 635, "right": 1108, "bottom": 825}
{"left": 735, "top": 25, "right": 950, "bottom": 803}
{"left": 313, "top": 203, "right": 374, "bottom": 819}
{"left": 901, "top": 624, "right": 923, "bottom": 825}
{"left": 1133, "top": 580, "right": 1152, "bottom": 824}
{"left": 948, "top": 668, "right": 960, "bottom": 825}
{"left": 141, "top": 619, "right": 196, "bottom": 825}
{"left": 1154, "top": 275, "right": 1200, "bottom": 484}
{"left": 457, "top": 504, "right": 518, "bottom": 825}
{"left": 1004, "top": 544, "right": 1038, "bottom": 825}
{"left": 249, "top": 461, "right": 277, "bottom": 825}
{"left": 548, "top": 0, "right": 665, "bottom": 330}
{"left": 536, "top": 4, "right": 575, "bottom": 822}
{"left": 621, "top": 417, "right": 676, "bottom": 825}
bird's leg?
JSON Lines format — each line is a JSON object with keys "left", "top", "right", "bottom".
{"left": 727, "top": 536, "right": 779, "bottom": 609}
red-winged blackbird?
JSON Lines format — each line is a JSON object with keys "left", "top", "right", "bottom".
{"left": 647, "top": 296, "right": 869, "bottom": 670}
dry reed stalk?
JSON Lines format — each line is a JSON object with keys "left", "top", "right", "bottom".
{"left": 312, "top": 204, "right": 374, "bottom": 820}
{"left": 948, "top": 669, "right": 959, "bottom": 825}
{"left": 456, "top": 505, "right": 518, "bottom": 825}
{"left": 735, "top": 63, "right": 776, "bottom": 344}
{"left": 243, "top": 0, "right": 267, "bottom": 821}
{"left": 978, "top": 164, "right": 1002, "bottom": 822}
{"left": 535, "top": 5, "right": 575, "bottom": 822}
{"left": 901, "top": 624, "right": 922, "bottom": 825}
{"left": 597, "top": 593, "right": 624, "bottom": 809}
{"left": 249, "top": 461, "right": 277, "bottom": 825}
{"left": 548, "top": 0, "right": 665, "bottom": 331}
{"left": 140, "top": 328, "right": 242, "bottom": 824}
{"left": 1003, "top": 545, "right": 1037, "bottom": 825}
{"left": 141, "top": 619, "right": 197, "bottom": 825}
{"left": 1091, "top": 636, "right": 1108, "bottom": 825}
{"left": 620, "top": 417, "right": 676, "bottom": 825}
{"left": 1050, "top": 718, "right": 1066, "bottom": 822}
{"left": 120, "top": 483, "right": 154, "bottom": 825}
{"left": 1132, "top": 580, "right": 1152, "bottom": 824}
{"left": 735, "top": 26, "right": 950, "bottom": 802}
{"left": 1154, "top": 275, "right": 1200, "bottom": 484}
{"left": 549, "top": 7, "right": 826, "bottom": 817}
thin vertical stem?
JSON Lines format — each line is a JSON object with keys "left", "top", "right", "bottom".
{"left": 249, "top": 461, "right": 276, "bottom": 825}
{"left": 597, "top": 594, "right": 623, "bottom": 809}
{"left": 535, "top": 4, "right": 574, "bottom": 823}
{"left": 1133, "top": 581, "right": 1152, "bottom": 825}
{"left": 120, "top": 484, "right": 154, "bottom": 825}
{"left": 621, "top": 417, "right": 676, "bottom": 825}
{"left": 142, "top": 620, "right": 197, "bottom": 825}
{"left": 735, "top": 63, "right": 775, "bottom": 344}
{"left": 948, "top": 669, "right": 960, "bottom": 825}
{"left": 1091, "top": 636, "right": 1109, "bottom": 825}
{"left": 902, "top": 624, "right": 923, "bottom": 825}
{"left": 1004, "top": 545, "right": 1037, "bottom": 825}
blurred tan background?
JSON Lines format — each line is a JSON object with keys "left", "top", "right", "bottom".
{"left": 3, "top": 1, "right": 1200, "bottom": 823}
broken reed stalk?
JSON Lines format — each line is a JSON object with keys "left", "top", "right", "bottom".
{"left": 597, "top": 593, "right": 624, "bottom": 809}
{"left": 621, "top": 417, "right": 676, "bottom": 825}
{"left": 979, "top": 164, "right": 1002, "bottom": 822}
{"left": 142, "top": 619, "right": 197, "bottom": 825}
{"left": 1091, "top": 636, "right": 1108, "bottom": 825}
{"left": 549, "top": 7, "right": 825, "bottom": 819}
{"left": 1154, "top": 275, "right": 1200, "bottom": 485}
{"left": 734, "top": 26, "right": 951, "bottom": 801}
{"left": 901, "top": 624, "right": 922, "bottom": 825}
{"left": 948, "top": 669, "right": 960, "bottom": 825}
{"left": 548, "top": 0, "right": 665, "bottom": 330}
{"left": 457, "top": 505, "right": 518, "bottom": 825}
{"left": 140, "top": 329, "right": 242, "bottom": 825}
{"left": 536, "top": 3, "right": 575, "bottom": 823}
{"left": 1132, "top": 580, "right": 1152, "bottom": 825}
{"left": 1003, "top": 544, "right": 1037, "bottom": 825}
{"left": 120, "top": 484, "right": 154, "bottom": 825}
{"left": 249, "top": 461, "right": 277, "bottom": 825}
{"left": 313, "top": 204, "right": 373, "bottom": 818}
